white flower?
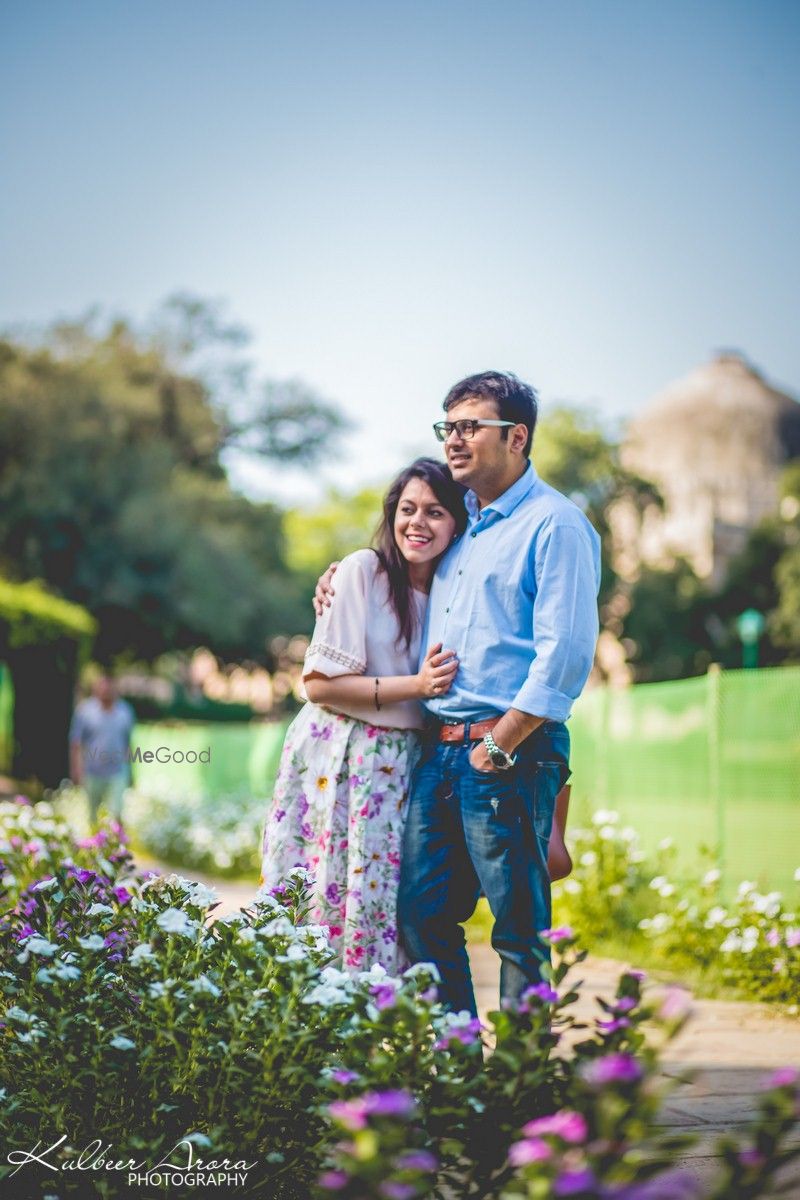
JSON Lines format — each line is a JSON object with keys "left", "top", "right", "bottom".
{"left": 737, "top": 881, "right": 757, "bottom": 897}
{"left": 649, "top": 876, "right": 668, "bottom": 891}
{"left": 720, "top": 933, "right": 743, "bottom": 953}
{"left": 598, "top": 825, "right": 616, "bottom": 840}
{"left": 563, "top": 879, "right": 582, "bottom": 894}
{"left": 403, "top": 961, "right": 441, "bottom": 983}
{"left": 155, "top": 908, "right": 199, "bottom": 938}
{"left": 741, "top": 925, "right": 760, "bottom": 953}
{"left": 608, "top": 883, "right": 623, "bottom": 897}
{"left": 86, "top": 903, "right": 114, "bottom": 917}
{"left": 6, "top": 1006, "right": 36, "bottom": 1025}
{"left": 252, "top": 887, "right": 283, "bottom": 911}
{"left": 794, "top": 867, "right": 800, "bottom": 883}
{"left": 53, "top": 963, "right": 81, "bottom": 981}
{"left": 702, "top": 869, "right": 721, "bottom": 886}
{"left": 260, "top": 915, "right": 296, "bottom": 938}
{"left": 286, "top": 866, "right": 314, "bottom": 885}
{"left": 36, "top": 968, "right": 54, "bottom": 983}
{"left": 620, "top": 827, "right": 637, "bottom": 843}
{"left": 148, "top": 982, "right": 168, "bottom": 998}
{"left": 276, "top": 942, "right": 308, "bottom": 963}
{"left": 650, "top": 913, "right": 671, "bottom": 933}
{"left": 659, "top": 884, "right": 675, "bottom": 898}
{"left": 237, "top": 926, "right": 256, "bottom": 944}
{"left": 704, "top": 906, "right": 728, "bottom": 929}
{"left": 189, "top": 974, "right": 221, "bottom": 998}
{"left": 592, "top": 810, "right": 619, "bottom": 825}
{"left": 302, "top": 983, "right": 351, "bottom": 1007}
{"left": 358, "top": 963, "right": 388, "bottom": 983}
{"left": 32, "top": 877, "right": 58, "bottom": 892}
{"left": 638, "top": 918, "right": 652, "bottom": 931}
{"left": 25, "top": 936, "right": 58, "bottom": 957}
{"left": 630, "top": 850, "right": 646, "bottom": 863}
{"left": 129, "top": 943, "right": 156, "bottom": 965}
{"left": 579, "top": 851, "right": 597, "bottom": 867}
{"left": 658, "top": 837, "right": 674, "bottom": 851}
{"left": 320, "top": 965, "right": 354, "bottom": 988}
{"left": 186, "top": 881, "right": 219, "bottom": 909}
{"left": 109, "top": 1036, "right": 136, "bottom": 1051}
{"left": 77, "top": 934, "right": 106, "bottom": 952}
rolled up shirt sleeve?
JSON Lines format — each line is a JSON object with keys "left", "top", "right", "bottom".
{"left": 512, "top": 522, "right": 600, "bottom": 721}
{"left": 303, "top": 553, "right": 369, "bottom": 679}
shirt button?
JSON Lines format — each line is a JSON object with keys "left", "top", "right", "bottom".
{"left": 458, "top": 570, "right": 463, "bottom": 575}
{"left": 470, "top": 532, "right": 477, "bottom": 538}
{"left": 445, "top": 607, "right": 450, "bottom": 613}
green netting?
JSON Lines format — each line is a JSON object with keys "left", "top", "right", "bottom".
{"left": 131, "top": 667, "right": 800, "bottom": 899}
{"left": 569, "top": 666, "right": 800, "bottom": 898}
{"left": 0, "top": 663, "right": 13, "bottom": 774}
{"left": 130, "top": 721, "right": 287, "bottom": 797}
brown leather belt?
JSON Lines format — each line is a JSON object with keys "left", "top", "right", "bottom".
{"left": 437, "top": 716, "right": 501, "bottom": 744}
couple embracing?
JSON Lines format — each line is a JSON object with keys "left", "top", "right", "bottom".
{"left": 259, "top": 371, "right": 601, "bottom": 1017}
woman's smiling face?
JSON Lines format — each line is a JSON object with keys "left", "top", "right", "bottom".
{"left": 393, "top": 477, "right": 457, "bottom": 566}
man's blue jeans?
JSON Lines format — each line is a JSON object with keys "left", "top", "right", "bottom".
{"left": 397, "top": 720, "right": 570, "bottom": 1015}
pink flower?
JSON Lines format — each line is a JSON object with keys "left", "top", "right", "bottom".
{"left": 738, "top": 1149, "right": 765, "bottom": 1169}
{"left": 582, "top": 1053, "right": 643, "bottom": 1087}
{"left": 786, "top": 928, "right": 800, "bottom": 948}
{"left": 509, "top": 1137, "right": 552, "bottom": 1165}
{"left": 523, "top": 1110, "right": 588, "bottom": 1144}
{"left": 540, "top": 926, "right": 574, "bottom": 943}
{"left": 658, "top": 987, "right": 692, "bottom": 1022}
{"left": 763, "top": 1067, "right": 798, "bottom": 1090}
{"left": 319, "top": 1169, "right": 349, "bottom": 1190}
{"left": 766, "top": 928, "right": 781, "bottom": 947}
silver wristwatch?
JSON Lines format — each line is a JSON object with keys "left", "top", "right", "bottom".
{"left": 483, "top": 731, "right": 517, "bottom": 770}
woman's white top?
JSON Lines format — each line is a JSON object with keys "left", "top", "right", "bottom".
{"left": 302, "top": 548, "right": 427, "bottom": 730}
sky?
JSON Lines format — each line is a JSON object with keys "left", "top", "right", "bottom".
{"left": 1, "top": 0, "right": 799, "bottom": 506}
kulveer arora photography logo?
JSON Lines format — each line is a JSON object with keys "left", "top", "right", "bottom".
{"left": 85, "top": 745, "right": 212, "bottom": 767}
{"left": 7, "top": 1134, "right": 258, "bottom": 1189}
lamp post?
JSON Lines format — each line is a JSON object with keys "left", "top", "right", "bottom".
{"left": 736, "top": 608, "right": 765, "bottom": 669}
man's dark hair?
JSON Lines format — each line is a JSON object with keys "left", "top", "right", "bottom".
{"left": 443, "top": 371, "right": 538, "bottom": 457}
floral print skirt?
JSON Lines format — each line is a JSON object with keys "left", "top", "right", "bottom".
{"left": 259, "top": 703, "right": 420, "bottom": 975}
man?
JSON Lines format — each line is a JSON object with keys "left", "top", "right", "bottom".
{"left": 69, "top": 673, "right": 135, "bottom": 830}
{"left": 317, "top": 371, "right": 600, "bottom": 1013}
{"left": 395, "top": 371, "right": 600, "bottom": 1013}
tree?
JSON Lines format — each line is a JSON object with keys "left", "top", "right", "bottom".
{"left": 0, "top": 298, "right": 350, "bottom": 660}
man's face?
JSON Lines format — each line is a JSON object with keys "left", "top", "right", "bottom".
{"left": 441, "top": 396, "right": 517, "bottom": 490}
{"left": 94, "top": 676, "right": 116, "bottom": 705}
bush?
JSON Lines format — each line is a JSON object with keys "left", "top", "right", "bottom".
{"left": 553, "top": 810, "right": 800, "bottom": 1008}
{"left": 2, "top": 799, "right": 799, "bottom": 1199}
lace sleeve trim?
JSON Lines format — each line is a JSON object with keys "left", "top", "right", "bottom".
{"left": 304, "top": 642, "right": 367, "bottom": 674}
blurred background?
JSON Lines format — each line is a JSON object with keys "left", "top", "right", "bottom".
{"left": 0, "top": 2, "right": 798, "bottom": 898}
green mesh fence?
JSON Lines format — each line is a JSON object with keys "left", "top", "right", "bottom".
{"left": 131, "top": 667, "right": 800, "bottom": 899}
{"left": 0, "top": 663, "right": 13, "bottom": 775}
{"left": 568, "top": 666, "right": 800, "bottom": 898}
{"left": 130, "top": 721, "right": 288, "bottom": 797}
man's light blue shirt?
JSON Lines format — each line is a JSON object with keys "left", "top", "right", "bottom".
{"left": 420, "top": 462, "right": 601, "bottom": 723}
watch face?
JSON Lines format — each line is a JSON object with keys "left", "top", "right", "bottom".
{"left": 489, "top": 748, "right": 507, "bottom": 767}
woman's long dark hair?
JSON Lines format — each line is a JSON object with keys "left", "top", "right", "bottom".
{"left": 373, "top": 457, "right": 468, "bottom": 649}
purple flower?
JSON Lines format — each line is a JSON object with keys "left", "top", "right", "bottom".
{"left": 627, "top": 969, "right": 647, "bottom": 982}
{"left": 582, "top": 1053, "right": 643, "bottom": 1087}
{"left": 370, "top": 982, "right": 398, "bottom": 1011}
{"left": 318, "top": 1169, "right": 349, "bottom": 1191}
{"left": 328, "top": 1099, "right": 368, "bottom": 1131}
{"left": 379, "top": 1184, "right": 416, "bottom": 1200}
{"left": 786, "top": 928, "right": 800, "bottom": 949}
{"left": 76, "top": 830, "right": 108, "bottom": 849}
{"left": 522, "top": 1110, "right": 588, "bottom": 1144}
{"left": 612, "top": 1169, "right": 702, "bottom": 1200}
{"left": 71, "top": 868, "right": 98, "bottom": 886}
{"left": 523, "top": 982, "right": 560, "bottom": 1004}
{"left": 738, "top": 1150, "right": 765, "bottom": 1169}
{"left": 598, "top": 1017, "right": 630, "bottom": 1033}
{"left": 12, "top": 794, "right": 32, "bottom": 806}
{"left": 113, "top": 885, "right": 132, "bottom": 905}
{"left": 434, "top": 1017, "right": 483, "bottom": 1049}
{"left": 331, "top": 1069, "right": 360, "bottom": 1085}
{"left": 763, "top": 1067, "right": 798, "bottom": 1090}
{"left": 366, "top": 1090, "right": 416, "bottom": 1118}
{"left": 540, "top": 925, "right": 574, "bottom": 943}
{"left": 14, "top": 923, "right": 36, "bottom": 942}
{"left": 554, "top": 1168, "right": 597, "bottom": 1195}
{"left": 396, "top": 1150, "right": 437, "bottom": 1172}
{"left": 509, "top": 1137, "right": 553, "bottom": 1165}
{"left": 615, "top": 996, "right": 638, "bottom": 1013}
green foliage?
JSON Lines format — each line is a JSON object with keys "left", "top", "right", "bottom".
{"left": 619, "top": 560, "right": 714, "bottom": 681}
{"left": 0, "top": 297, "right": 346, "bottom": 659}
{"left": 284, "top": 487, "right": 384, "bottom": 577}
{"left": 0, "top": 577, "right": 96, "bottom": 649}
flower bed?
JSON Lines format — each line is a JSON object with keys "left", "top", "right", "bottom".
{"left": 552, "top": 811, "right": 800, "bottom": 1009}
{"left": 1, "top": 798, "right": 799, "bottom": 1199}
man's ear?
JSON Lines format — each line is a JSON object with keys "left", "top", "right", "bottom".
{"left": 510, "top": 423, "right": 528, "bottom": 454}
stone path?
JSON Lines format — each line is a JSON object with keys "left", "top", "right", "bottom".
{"left": 137, "top": 855, "right": 800, "bottom": 1192}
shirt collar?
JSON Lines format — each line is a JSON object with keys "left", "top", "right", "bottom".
{"left": 465, "top": 461, "right": 538, "bottom": 521}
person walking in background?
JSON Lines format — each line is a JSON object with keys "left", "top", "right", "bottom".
{"left": 69, "top": 672, "right": 135, "bottom": 830}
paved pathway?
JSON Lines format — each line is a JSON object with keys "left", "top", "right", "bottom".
{"left": 137, "top": 855, "right": 800, "bottom": 1192}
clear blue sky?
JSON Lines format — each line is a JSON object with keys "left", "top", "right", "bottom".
{"left": 2, "top": 1, "right": 798, "bottom": 504}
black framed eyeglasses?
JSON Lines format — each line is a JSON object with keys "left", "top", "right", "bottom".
{"left": 432, "top": 418, "right": 516, "bottom": 442}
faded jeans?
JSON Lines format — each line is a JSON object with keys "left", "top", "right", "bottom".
{"left": 397, "top": 720, "right": 570, "bottom": 1015}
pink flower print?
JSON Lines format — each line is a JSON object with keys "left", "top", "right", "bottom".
{"left": 359, "top": 804, "right": 369, "bottom": 818}
{"left": 339, "top": 839, "right": 348, "bottom": 851}
{"left": 365, "top": 725, "right": 379, "bottom": 738}
{"left": 328, "top": 925, "right": 343, "bottom": 937}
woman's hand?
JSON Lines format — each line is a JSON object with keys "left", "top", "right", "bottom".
{"left": 416, "top": 643, "right": 458, "bottom": 698}
{"left": 313, "top": 562, "right": 339, "bottom": 617}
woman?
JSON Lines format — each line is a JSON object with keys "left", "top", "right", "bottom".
{"left": 259, "top": 458, "right": 468, "bottom": 974}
